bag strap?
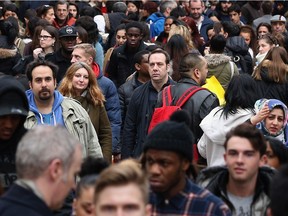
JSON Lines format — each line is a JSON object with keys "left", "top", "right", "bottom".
{"left": 162, "top": 85, "right": 173, "bottom": 106}
{"left": 229, "top": 61, "right": 234, "bottom": 79}
{"left": 176, "top": 86, "right": 205, "bottom": 107}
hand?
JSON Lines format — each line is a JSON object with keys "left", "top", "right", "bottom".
{"left": 33, "top": 48, "right": 43, "bottom": 59}
{"left": 251, "top": 104, "right": 270, "bottom": 125}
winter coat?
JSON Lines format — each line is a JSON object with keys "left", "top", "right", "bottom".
{"left": 225, "top": 36, "right": 253, "bottom": 75}
{"left": 197, "top": 166, "right": 275, "bottom": 216}
{"left": 0, "top": 184, "right": 53, "bottom": 216}
{"left": 0, "top": 36, "right": 21, "bottom": 76}
{"left": 25, "top": 90, "right": 103, "bottom": 159}
{"left": 107, "top": 41, "right": 147, "bottom": 88}
{"left": 254, "top": 60, "right": 288, "bottom": 106}
{"left": 205, "top": 54, "right": 239, "bottom": 91}
{"left": 146, "top": 12, "right": 165, "bottom": 39}
{"left": 200, "top": 16, "right": 214, "bottom": 42}
{"left": 94, "top": 63, "right": 122, "bottom": 154}
{"left": 75, "top": 91, "right": 112, "bottom": 162}
{"left": 198, "top": 107, "right": 254, "bottom": 167}
{"left": 122, "top": 79, "right": 175, "bottom": 159}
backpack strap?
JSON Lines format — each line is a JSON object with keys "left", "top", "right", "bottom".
{"left": 176, "top": 86, "right": 205, "bottom": 107}
{"left": 162, "top": 85, "right": 173, "bottom": 106}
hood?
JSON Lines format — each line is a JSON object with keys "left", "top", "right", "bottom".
{"left": 92, "top": 62, "right": 103, "bottom": 79}
{"left": 26, "top": 89, "right": 64, "bottom": 125}
{"left": 146, "top": 12, "right": 164, "bottom": 23}
{"left": 205, "top": 54, "right": 231, "bottom": 67}
{"left": 0, "top": 47, "right": 18, "bottom": 59}
{"left": 226, "top": 36, "right": 249, "bottom": 55}
{"left": 0, "top": 75, "right": 28, "bottom": 129}
{"left": 200, "top": 107, "right": 254, "bottom": 144}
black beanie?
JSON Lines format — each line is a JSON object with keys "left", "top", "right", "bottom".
{"left": 143, "top": 111, "right": 194, "bottom": 161}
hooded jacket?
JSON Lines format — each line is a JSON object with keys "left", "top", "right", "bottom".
{"left": 205, "top": 54, "right": 239, "bottom": 91}
{"left": 198, "top": 107, "right": 254, "bottom": 167}
{"left": 146, "top": 12, "right": 165, "bottom": 39}
{"left": 25, "top": 90, "right": 103, "bottom": 159}
{"left": 197, "top": 166, "right": 275, "bottom": 216}
{"left": 0, "top": 76, "right": 28, "bottom": 190}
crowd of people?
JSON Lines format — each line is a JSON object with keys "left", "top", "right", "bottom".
{"left": 1, "top": 0, "right": 288, "bottom": 215}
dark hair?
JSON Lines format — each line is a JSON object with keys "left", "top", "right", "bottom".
{"left": 165, "top": 34, "right": 189, "bottom": 81}
{"left": 68, "top": 2, "right": 79, "bottom": 18}
{"left": 36, "top": 4, "right": 53, "bottom": 18}
{"left": 262, "top": 1, "right": 273, "bottom": 15}
{"left": 224, "top": 122, "right": 267, "bottom": 156}
{"left": 170, "top": 6, "right": 186, "bottom": 19}
{"left": 206, "top": 23, "right": 214, "bottom": 37}
{"left": 75, "top": 26, "right": 88, "bottom": 43}
{"left": 227, "top": 3, "right": 241, "bottom": 14}
{"left": 142, "top": 1, "right": 158, "bottom": 15}
{"left": 179, "top": 53, "right": 205, "bottom": 78}
{"left": 3, "top": 3, "right": 18, "bottom": 16}
{"left": 75, "top": 16, "right": 99, "bottom": 44}
{"left": 210, "top": 34, "right": 226, "bottom": 53}
{"left": 240, "top": 25, "right": 257, "bottom": 55}
{"left": 26, "top": 60, "right": 58, "bottom": 81}
{"left": 266, "top": 136, "right": 288, "bottom": 165}
{"left": 80, "top": 5, "right": 96, "bottom": 18}
{"left": 75, "top": 175, "right": 98, "bottom": 198}
{"left": 125, "top": 21, "right": 143, "bottom": 34}
{"left": 42, "top": 25, "right": 60, "bottom": 51}
{"left": 256, "top": 22, "right": 272, "bottom": 37}
{"left": 148, "top": 49, "right": 170, "bottom": 65}
{"left": 222, "top": 21, "right": 240, "bottom": 37}
{"left": 79, "top": 156, "right": 109, "bottom": 178}
{"left": 24, "top": 8, "right": 37, "bottom": 20}
{"left": 0, "top": 16, "right": 19, "bottom": 46}
{"left": 115, "top": 23, "right": 126, "bottom": 34}
{"left": 220, "top": 74, "right": 257, "bottom": 119}
{"left": 182, "top": 16, "right": 204, "bottom": 48}
{"left": 133, "top": 50, "right": 150, "bottom": 65}
{"left": 270, "top": 164, "right": 288, "bottom": 216}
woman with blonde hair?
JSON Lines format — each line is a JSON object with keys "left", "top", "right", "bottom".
{"left": 253, "top": 46, "right": 288, "bottom": 106}
{"left": 58, "top": 62, "right": 112, "bottom": 162}
{"left": 168, "top": 24, "right": 195, "bottom": 51}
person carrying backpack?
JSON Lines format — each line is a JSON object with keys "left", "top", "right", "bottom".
{"left": 153, "top": 53, "right": 219, "bottom": 166}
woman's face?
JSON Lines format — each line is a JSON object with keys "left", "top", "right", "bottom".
{"left": 240, "top": 32, "right": 251, "bottom": 46}
{"left": 43, "top": 8, "right": 55, "bottom": 24}
{"left": 258, "top": 39, "right": 273, "bottom": 54}
{"left": 115, "top": 29, "right": 126, "bottom": 46}
{"left": 164, "top": 18, "right": 174, "bottom": 34}
{"left": 68, "top": 5, "right": 78, "bottom": 18}
{"left": 72, "top": 68, "right": 89, "bottom": 94}
{"left": 258, "top": 26, "right": 269, "bottom": 38}
{"left": 266, "top": 142, "right": 281, "bottom": 169}
{"left": 265, "top": 108, "right": 285, "bottom": 135}
{"left": 127, "top": 2, "right": 138, "bottom": 13}
{"left": 39, "top": 30, "right": 55, "bottom": 49}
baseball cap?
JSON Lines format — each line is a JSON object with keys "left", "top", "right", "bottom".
{"left": 59, "top": 26, "right": 77, "bottom": 38}
{"left": 271, "top": 15, "right": 286, "bottom": 23}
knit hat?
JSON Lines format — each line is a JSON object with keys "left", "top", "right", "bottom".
{"left": 143, "top": 110, "right": 194, "bottom": 161}
{"left": 59, "top": 26, "right": 77, "bottom": 38}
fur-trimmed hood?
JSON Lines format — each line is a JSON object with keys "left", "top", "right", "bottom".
{"left": 0, "top": 47, "right": 18, "bottom": 59}
{"left": 205, "top": 54, "right": 231, "bottom": 67}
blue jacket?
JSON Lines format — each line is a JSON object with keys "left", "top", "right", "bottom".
{"left": 147, "top": 12, "right": 165, "bottom": 39}
{"left": 97, "top": 67, "right": 122, "bottom": 154}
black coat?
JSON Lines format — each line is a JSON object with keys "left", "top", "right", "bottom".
{"left": 0, "top": 184, "right": 53, "bottom": 216}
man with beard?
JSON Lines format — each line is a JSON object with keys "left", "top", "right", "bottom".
{"left": 46, "top": 25, "right": 77, "bottom": 83}
{"left": 24, "top": 60, "right": 103, "bottom": 159}
{"left": 155, "top": 53, "right": 218, "bottom": 166}
{"left": 142, "top": 111, "right": 231, "bottom": 215}
{"left": 0, "top": 76, "right": 29, "bottom": 191}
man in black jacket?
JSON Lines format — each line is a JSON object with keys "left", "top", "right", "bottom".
{"left": 121, "top": 49, "right": 175, "bottom": 159}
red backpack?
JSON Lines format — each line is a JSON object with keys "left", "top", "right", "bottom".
{"left": 148, "top": 85, "right": 205, "bottom": 133}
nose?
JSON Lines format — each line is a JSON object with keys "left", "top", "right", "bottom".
{"left": 272, "top": 118, "right": 278, "bottom": 125}
{"left": 3, "top": 116, "right": 14, "bottom": 128}
{"left": 149, "top": 163, "right": 161, "bottom": 175}
{"left": 71, "top": 57, "right": 76, "bottom": 63}
{"left": 236, "top": 153, "right": 244, "bottom": 163}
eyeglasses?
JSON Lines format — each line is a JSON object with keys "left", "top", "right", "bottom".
{"left": 38, "top": 35, "right": 53, "bottom": 40}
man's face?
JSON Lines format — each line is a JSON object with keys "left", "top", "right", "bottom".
{"left": 224, "top": 136, "right": 262, "bottom": 184}
{"left": 221, "top": 2, "right": 232, "bottom": 12}
{"left": 95, "top": 183, "right": 150, "bottom": 216}
{"left": 145, "top": 149, "right": 188, "bottom": 196}
{"left": 148, "top": 53, "right": 169, "bottom": 83}
{"left": 60, "top": 36, "right": 77, "bottom": 53}
{"left": 73, "top": 187, "right": 95, "bottom": 216}
{"left": 0, "top": 115, "right": 22, "bottom": 140}
{"left": 56, "top": 4, "right": 69, "bottom": 21}
{"left": 71, "top": 48, "right": 91, "bottom": 65}
{"left": 190, "top": 1, "right": 203, "bottom": 20}
{"left": 137, "top": 54, "right": 150, "bottom": 77}
{"left": 126, "top": 27, "right": 142, "bottom": 48}
{"left": 52, "top": 145, "right": 82, "bottom": 210}
{"left": 197, "top": 57, "right": 208, "bottom": 86}
{"left": 271, "top": 21, "right": 286, "bottom": 34}
{"left": 29, "top": 66, "right": 56, "bottom": 102}
{"left": 229, "top": 11, "right": 241, "bottom": 24}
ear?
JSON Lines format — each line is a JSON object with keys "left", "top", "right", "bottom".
{"left": 223, "top": 32, "right": 228, "bottom": 39}
{"left": 48, "top": 158, "right": 63, "bottom": 181}
{"left": 194, "top": 68, "right": 201, "bottom": 79}
{"left": 135, "top": 63, "right": 141, "bottom": 71}
{"left": 166, "top": 63, "right": 170, "bottom": 73}
{"left": 181, "top": 159, "right": 190, "bottom": 172}
{"left": 54, "top": 79, "right": 57, "bottom": 89}
{"left": 87, "top": 56, "right": 94, "bottom": 65}
{"left": 29, "top": 81, "right": 32, "bottom": 89}
{"left": 224, "top": 152, "right": 227, "bottom": 163}
{"left": 260, "top": 154, "right": 268, "bottom": 167}
{"left": 145, "top": 204, "right": 152, "bottom": 216}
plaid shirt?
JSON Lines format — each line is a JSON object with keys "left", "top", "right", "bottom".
{"left": 149, "top": 179, "right": 231, "bottom": 216}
